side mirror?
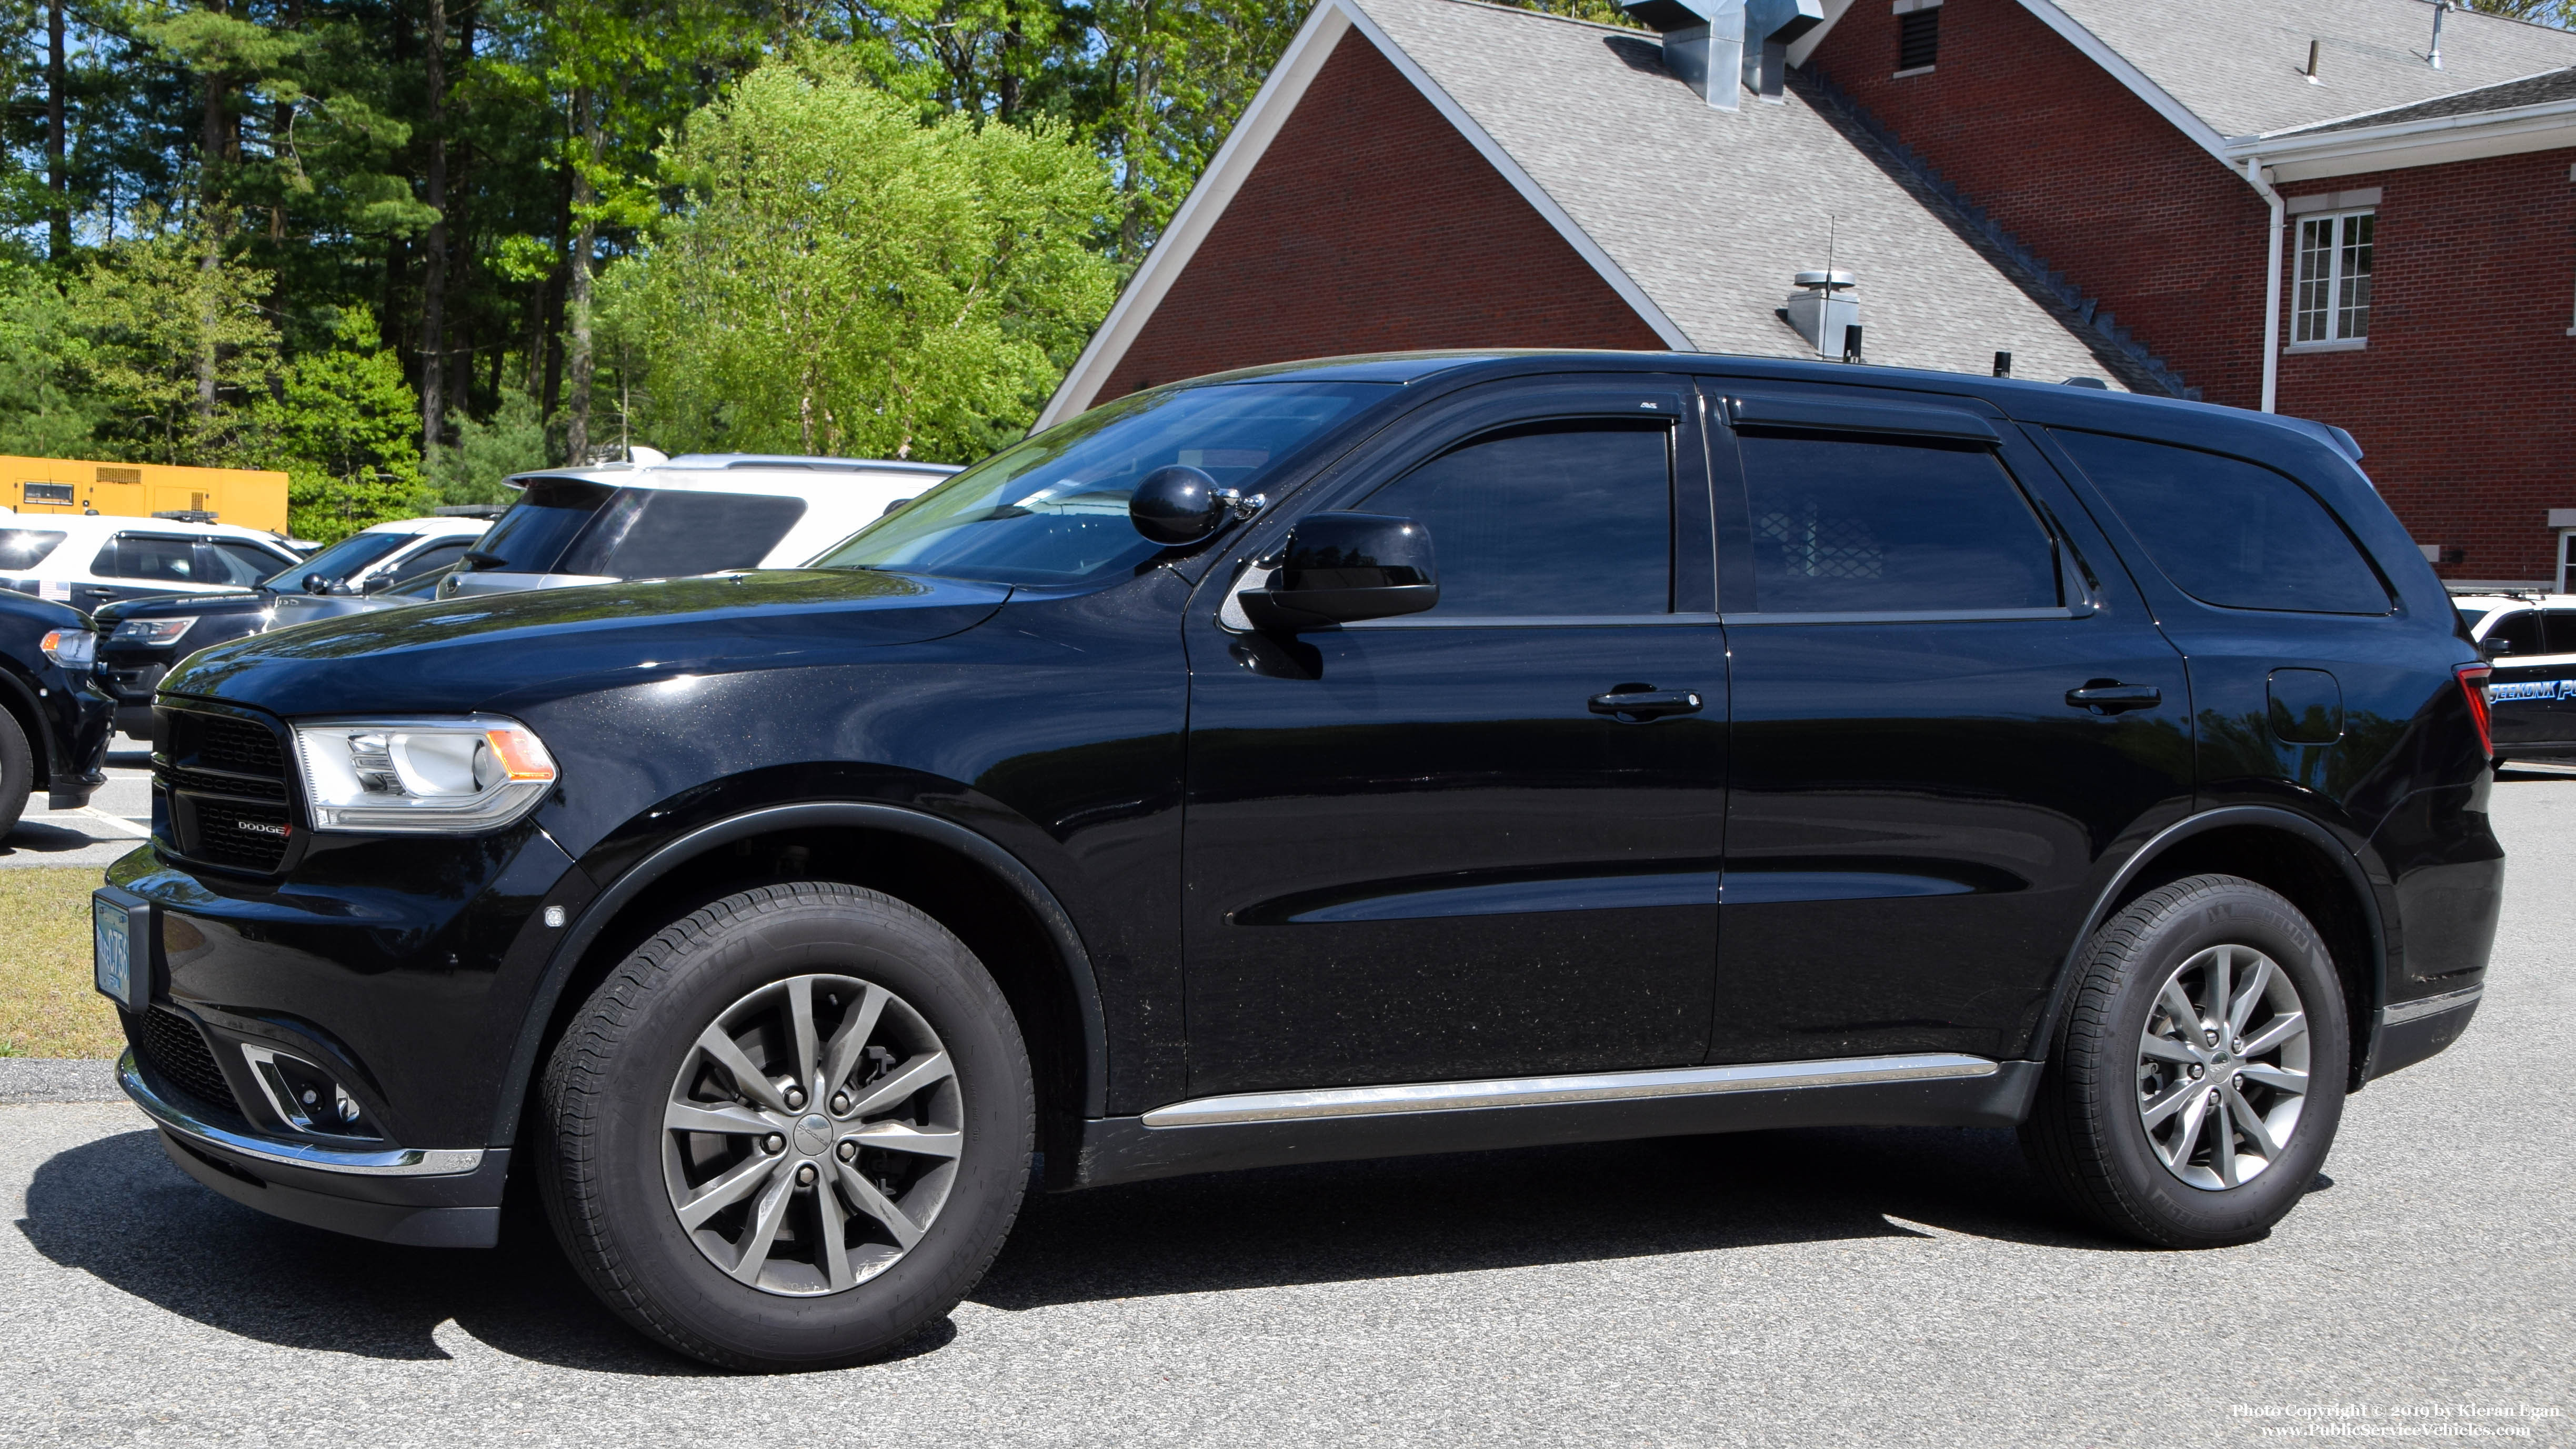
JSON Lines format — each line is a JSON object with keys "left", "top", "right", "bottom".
{"left": 1129, "top": 465, "right": 1229, "bottom": 546}
{"left": 360, "top": 573, "right": 393, "bottom": 594}
{"left": 1239, "top": 513, "right": 1439, "bottom": 632}
{"left": 2484, "top": 638, "right": 2514, "bottom": 658}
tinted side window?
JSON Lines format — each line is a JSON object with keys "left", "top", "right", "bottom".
{"left": 1732, "top": 434, "right": 2058, "bottom": 613}
{"left": 96, "top": 535, "right": 197, "bottom": 582}
{"left": 2051, "top": 431, "right": 2387, "bottom": 615}
{"left": 1359, "top": 421, "right": 1671, "bottom": 617}
{"left": 2485, "top": 610, "right": 2542, "bottom": 657}
{"left": 386, "top": 541, "right": 472, "bottom": 584}
{"left": 203, "top": 541, "right": 284, "bottom": 586}
{"left": 2545, "top": 611, "right": 2576, "bottom": 655}
{"left": 559, "top": 490, "right": 809, "bottom": 578}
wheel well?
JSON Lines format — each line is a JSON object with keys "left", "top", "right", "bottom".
{"left": 526, "top": 825, "right": 1090, "bottom": 1172}
{"left": 2105, "top": 824, "right": 2378, "bottom": 1090}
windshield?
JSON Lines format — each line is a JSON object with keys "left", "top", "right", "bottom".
{"left": 264, "top": 530, "right": 408, "bottom": 588}
{"left": 811, "top": 381, "right": 1394, "bottom": 585}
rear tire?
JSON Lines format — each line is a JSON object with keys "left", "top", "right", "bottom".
{"left": 2020, "top": 874, "right": 2349, "bottom": 1248}
{"left": 0, "top": 707, "right": 34, "bottom": 836}
{"left": 539, "top": 881, "right": 1033, "bottom": 1370}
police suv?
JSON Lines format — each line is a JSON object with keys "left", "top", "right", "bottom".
{"left": 96, "top": 352, "right": 2498, "bottom": 1371}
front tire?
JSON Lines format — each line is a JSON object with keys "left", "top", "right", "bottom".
{"left": 0, "top": 706, "right": 33, "bottom": 836}
{"left": 2020, "top": 874, "right": 2349, "bottom": 1248}
{"left": 539, "top": 881, "right": 1033, "bottom": 1370}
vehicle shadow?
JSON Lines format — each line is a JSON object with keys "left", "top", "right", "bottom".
{"left": 19, "top": 1121, "right": 2115, "bottom": 1367}
{"left": 974, "top": 1121, "right": 2121, "bottom": 1312}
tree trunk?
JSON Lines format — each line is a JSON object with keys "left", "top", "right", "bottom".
{"left": 420, "top": 0, "right": 451, "bottom": 453}
{"left": 563, "top": 85, "right": 599, "bottom": 464}
{"left": 46, "top": 0, "right": 66, "bottom": 259}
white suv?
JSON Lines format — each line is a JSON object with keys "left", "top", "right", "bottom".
{"left": 439, "top": 453, "right": 959, "bottom": 598}
{"left": 0, "top": 513, "right": 306, "bottom": 612}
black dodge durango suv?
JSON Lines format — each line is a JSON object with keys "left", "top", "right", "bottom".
{"left": 96, "top": 352, "right": 2499, "bottom": 1370}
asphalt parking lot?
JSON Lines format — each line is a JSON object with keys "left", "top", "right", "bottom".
{"left": 3, "top": 777, "right": 2569, "bottom": 1447}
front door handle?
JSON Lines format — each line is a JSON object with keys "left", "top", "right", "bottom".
{"left": 2066, "top": 681, "right": 2162, "bottom": 714}
{"left": 1589, "top": 687, "right": 1705, "bottom": 722}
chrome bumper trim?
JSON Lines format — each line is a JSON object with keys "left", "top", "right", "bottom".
{"left": 2382, "top": 984, "right": 2484, "bottom": 1027}
{"left": 117, "top": 1050, "right": 483, "bottom": 1177}
{"left": 1140, "top": 1052, "right": 2000, "bottom": 1129}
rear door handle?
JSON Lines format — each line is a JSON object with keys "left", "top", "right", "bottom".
{"left": 2066, "top": 682, "right": 2162, "bottom": 714}
{"left": 1589, "top": 688, "right": 1705, "bottom": 722}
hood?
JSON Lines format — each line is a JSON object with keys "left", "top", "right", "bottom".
{"left": 0, "top": 587, "right": 88, "bottom": 632}
{"left": 96, "top": 591, "right": 267, "bottom": 626}
{"left": 162, "top": 568, "right": 1011, "bottom": 717}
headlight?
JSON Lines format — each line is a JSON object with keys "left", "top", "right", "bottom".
{"left": 39, "top": 628, "right": 95, "bottom": 668}
{"left": 112, "top": 616, "right": 197, "bottom": 645}
{"left": 291, "top": 715, "right": 559, "bottom": 833}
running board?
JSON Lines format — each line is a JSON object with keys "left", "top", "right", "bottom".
{"left": 1070, "top": 1054, "right": 2040, "bottom": 1190}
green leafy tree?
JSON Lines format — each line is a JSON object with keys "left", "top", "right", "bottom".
{"left": 0, "top": 261, "right": 105, "bottom": 454}
{"left": 604, "top": 62, "right": 1116, "bottom": 462}
{"left": 258, "top": 308, "right": 426, "bottom": 542}
{"left": 428, "top": 389, "right": 546, "bottom": 505}
{"left": 75, "top": 213, "right": 277, "bottom": 464}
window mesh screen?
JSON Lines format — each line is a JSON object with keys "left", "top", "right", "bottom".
{"left": 1898, "top": 8, "right": 1939, "bottom": 69}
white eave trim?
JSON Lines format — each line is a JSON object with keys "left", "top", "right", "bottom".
{"left": 2012, "top": 0, "right": 2234, "bottom": 166}
{"left": 2227, "top": 96, "right": 2576, "bottom": 182}
{"left": 1032, "top": 0, "right": 1690, "bottom": 431}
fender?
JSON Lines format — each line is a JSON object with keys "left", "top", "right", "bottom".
{"left": 2029, "top": 804, "right": 2391, "bottom": 1087}
{"left": 487, "top": 801, "right": 1110, "bottom": 1143}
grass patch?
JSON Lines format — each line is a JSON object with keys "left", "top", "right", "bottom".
{"left": 0, "top": 867, "right": 120, "bottom": 1059}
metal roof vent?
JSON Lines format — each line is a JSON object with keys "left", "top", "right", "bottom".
{"left": 1782, "top": 269, "right": 1859, "bottom": 358}
{"left": 1621, "top": 0, "right": 1819, "bottom": 108}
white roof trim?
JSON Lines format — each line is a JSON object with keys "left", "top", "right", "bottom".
{"left": 2011, "top": 0, "right": 2234, "bottom": 166}
{"left": 1031, "top": 0, "right": 1689, "bottom": 431}
{"left": 2240, "top": 103, "right": 2576, "bottom": 181}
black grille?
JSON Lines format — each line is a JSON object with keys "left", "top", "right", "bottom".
{"left": 162, "top": 709, "right": 296, "bottom": 873}
{"left": 186, "top": 798, "right": 294, "bottom": 871}
{"left": 157, "top": 764, "right": 287, "bottom": 801}
{"left": 125, "top": 1008, "right": 241, "bottom": 1116}
{"left": 195, "top": 715, "right": 286, "bottom": 778}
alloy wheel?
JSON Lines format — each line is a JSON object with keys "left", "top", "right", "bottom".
{"left": 2136, "top": 943, "right": 2311, "bottom": 1191}
{"left": 662, "top": 973, "right": 964, "bottom": 1295}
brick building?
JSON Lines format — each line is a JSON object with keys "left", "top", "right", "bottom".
{"left": 1038, "top": 0, "right": 2136, "bottom": 431}
{"left": 1793, "top": 0, "right": 2576, "bottom": 587}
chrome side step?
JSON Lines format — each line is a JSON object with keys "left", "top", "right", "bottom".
{"left": 2382, "top": 984, "right": 2482, "bottom": 1026}
{"left": 1139, "top": 1052, "right": 2000, "bottom": 1129}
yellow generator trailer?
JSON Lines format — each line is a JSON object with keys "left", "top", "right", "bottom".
{"left": 2, "top": 456, "right": 290, "bottom": 534}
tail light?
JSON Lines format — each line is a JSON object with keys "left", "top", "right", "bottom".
{"left": 2455, "top": 663, "right": 2493, "bottom": 759}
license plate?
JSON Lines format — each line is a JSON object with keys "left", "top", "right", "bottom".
{"left": 93, "top": 895, "right": 137, "bottom": 1011}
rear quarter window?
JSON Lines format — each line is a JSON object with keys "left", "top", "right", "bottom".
{"left": 0, "top": 529, "right": 66, "bottom": 570}
{"left": 2050, "top": 429, "right": 2388, "bottom": 615}
{"left": 558, "top": 489, "right": 808, "bottom": 578}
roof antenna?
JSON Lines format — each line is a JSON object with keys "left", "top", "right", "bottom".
{"left": 2427, "top": 0, "right": 2448, "bottom": 70}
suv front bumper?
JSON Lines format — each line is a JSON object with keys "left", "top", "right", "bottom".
{"left": 121, "top": 1048, "right": 512, "bottom": 1247}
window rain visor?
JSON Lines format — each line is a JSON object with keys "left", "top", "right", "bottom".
{"left": 811, "top": 381, "right": 1394, "bottom": 585}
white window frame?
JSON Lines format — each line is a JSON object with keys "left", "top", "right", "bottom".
{"left": 2291, "top": 209, "right": 2373, "bottom": 350}
{"left": 2559, "top": 529, "right": 2576, "bottom": 595}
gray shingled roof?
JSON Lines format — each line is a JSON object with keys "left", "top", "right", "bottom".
{"left": 2275, "top": 64, "right": 2576, "bottom": 133}
{"left": 1357, "top": 0, "right": 2133, "bottom": 386}
{"left": 2039, "top": 0, "right": 2576, "bottom": 139}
